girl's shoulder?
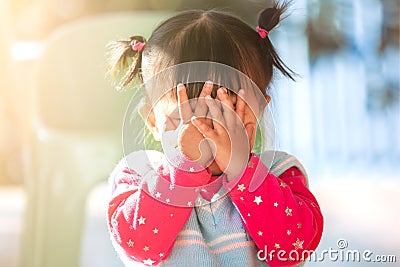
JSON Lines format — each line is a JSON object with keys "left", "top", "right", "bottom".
{"left": 258, "top": 150, "right": 308, "bottom": 180}
{"left": 108, "top": 150, "right": 165, "bottom": 194}
{"left": 111, "top": 150, "right": 164, "bottom": 178}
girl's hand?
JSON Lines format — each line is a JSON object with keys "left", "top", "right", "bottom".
{"left": 163, "top": 82, "right": 214, "bottom": 167}
{"left": 192, "top": 88, "right": 255, "bottom": 181}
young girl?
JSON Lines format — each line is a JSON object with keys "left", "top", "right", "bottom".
{"left": 107, "top": 1, "right": 323, "bottom": 266}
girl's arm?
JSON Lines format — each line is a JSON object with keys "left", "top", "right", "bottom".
{"left": 109, "top": 83, "right": 214, "bottom": 265}
{"left": 108, "top": 150, "right": 211, "bottom": 266}
{"left": 192, "top": 87, "right": 323, "bottom": 266}
{"left": 224, "top": 153, "right": 323, "bottom": 267}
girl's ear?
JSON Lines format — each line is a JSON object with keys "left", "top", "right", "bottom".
{"left": 139, "top": 102, "right": 161, "bottom": 141}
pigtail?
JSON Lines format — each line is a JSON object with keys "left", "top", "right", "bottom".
{"left": 108, "top": 35, "right": 146, "bottom": 90}
{"left": 257, "top": 1, "right": 296, "bottom": 81}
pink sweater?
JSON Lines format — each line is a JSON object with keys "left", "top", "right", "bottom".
{"left": 107, "top": 150, "right": 324, "bottom": 266}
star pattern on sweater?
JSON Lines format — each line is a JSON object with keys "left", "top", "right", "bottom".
{"left": 155, "top": 192, "right": 161, "bottom": 198}
{"left": 138, "top": 216, "right": 146, "bottom": 225}
{"left": 292, "top": 238, "right": 304, "bottom": 250}
{"left": 153, "top": 228, "right": 159, "bottom": 234}
{"left": 258, "top": 231, "right": 263, "bottom": 236}
{"left": 285, "top": 206, "right": 292, "bottom": 216}
{"left": 143, "top": 246, "right": 150, "bottom": 251}
{"left": 280, "top": 182, "right": 287, "bottom": 188}
{"left": 274, "top": 202, "right": 279, "bottom": 207}
{"left": 126, "top": 239, "right": 134, "bottom": 247}
{"left": 274, "top": 243, "right": 280, "bottom": 249}
{"left": 253, "top": 196, "right": 263, "bottom": 205}
{"left": 237, "top": 184, "right": 246, "bottom": 192}
{"left": 143, "top": 258, "right": 156, "bottom": 265}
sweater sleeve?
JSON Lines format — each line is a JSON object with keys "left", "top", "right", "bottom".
{"left": 107, "top": 150, "right": 212, "bottom": 266}
{"left": 224, "top": 153, "right": 323, "bottom": 267}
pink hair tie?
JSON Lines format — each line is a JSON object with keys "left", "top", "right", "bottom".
{"left": 130, "top": 40, "right": 145, "bottom": 52}
{"left": 256, "top": 26, "right": 269, "bottom": 39}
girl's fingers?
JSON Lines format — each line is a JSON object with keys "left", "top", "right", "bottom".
{"left": 164, "top": 116, "right": 178, "bottom": 131}
{"left": 217, "top": 87, "right": 236, "bottom": 129}
{"left": 177, "top": 83, "right": 192, "bottom": 122}
{"left": 191, "top": 116, "right": 217, "bottom": 140}
{"left": 235, "top": 89, "right": 246, "bottom": 123}
{"left": 205, "top": 95, "right": 226, "bottom": 134}
{"left": 244, "top": 86, "right": 263, "bottom": 118}
{"left": 195, "top": 98, "right": 207, "bottom": 118}
{"left": 217, "top": 87, "right": 234, "bottom": 109}
{"left": 195, "top": 81, "right": 213, "bottom": 117}
{"left": 199, "top": 81, "right": 214, "bottom": 97}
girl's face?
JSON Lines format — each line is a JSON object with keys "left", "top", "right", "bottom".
{"left": 145, "top": 91, "right": 263, "bottom": 176}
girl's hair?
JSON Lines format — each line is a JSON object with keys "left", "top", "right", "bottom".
{"left": 109, "top": 0, "right": 294, "bottom": 99}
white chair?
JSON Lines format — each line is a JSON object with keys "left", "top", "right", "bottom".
{"left": 21, "top": 11, "right": 171, "bottom": 267}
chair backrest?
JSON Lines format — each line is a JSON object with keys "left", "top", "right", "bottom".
{"left": 33, "top": 11, "right": 172, "bottom": 134}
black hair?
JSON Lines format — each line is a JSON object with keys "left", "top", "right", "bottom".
{"left": 109, "top": 0, "right": 295, "bottom": 99}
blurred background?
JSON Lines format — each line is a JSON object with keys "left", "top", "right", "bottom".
{"left": 0, "top": 0, "right": 399, "bottom": 266}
